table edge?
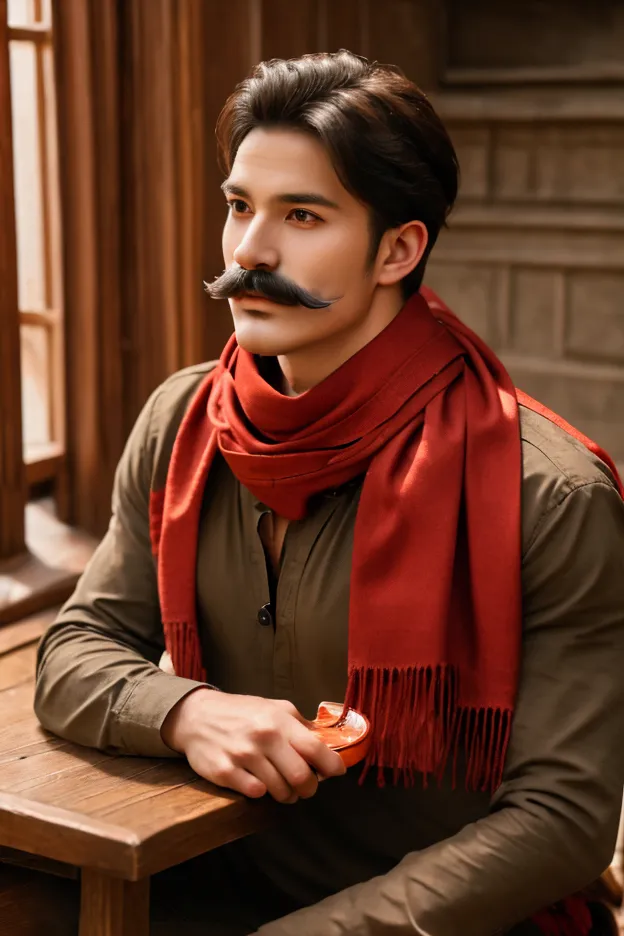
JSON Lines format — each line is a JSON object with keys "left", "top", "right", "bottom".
{"left": 0, "top": 786, "right": 272, "bottom": 880}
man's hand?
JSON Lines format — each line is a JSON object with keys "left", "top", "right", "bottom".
{"left": 160, "top": 688, "right": 346, "bottom": 804}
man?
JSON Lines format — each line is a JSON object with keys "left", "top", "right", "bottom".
{"left": 35, "top": 50, "right": 624, "bottom": 935}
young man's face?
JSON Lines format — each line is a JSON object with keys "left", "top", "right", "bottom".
{"left": 221, "top": 127, "right": 383, "bottom": 357}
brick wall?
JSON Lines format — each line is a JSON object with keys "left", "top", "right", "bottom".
{"left": 425, "top": 95, "right": 624, "bottom": 466}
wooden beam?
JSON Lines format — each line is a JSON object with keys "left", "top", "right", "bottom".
{"left": 122, "top": 0, "right": 181, "bottom": 416}
{"left": 7, "top": 25, "right": 52, "bottom": 43}
{"left": 201, "top": 0, "right": 261, "bottom": 362}
{"left": 119, "top": 0, "right": 229, "bottom": 424}
{"left": 174, "top": 0, "right": 209, "bottom": 370}
{"left": 52, "top": 0, "right": 124, "bottom": 535}
{"left": 443, "top": 64, "right": 624, "bottom": 87}
{"left": 25, "top": 444, "right": 63, "bottom": 486}
{"left": 0, "top": 843, "right": 78, "bottom": 879}
{"left": 19, "top": 308, "right": 60, "bottom": 327}
{"left": 0, "top": 0, "right": 27, "bottom": 559}
{"left": 79, "top": 872, "right": 149, "bottom": 936}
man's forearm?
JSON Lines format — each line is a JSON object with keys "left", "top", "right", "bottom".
{"left": 35, "top": 616, "right": 203, "bottom": 757}
{"left": 256, "top": 802, "right": 614, "bottom": 936}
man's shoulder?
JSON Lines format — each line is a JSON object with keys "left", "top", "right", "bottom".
{"left": 519, "top": 402, "right": 619, "bottom": 553}
{"left": 149, "top": 361, "right": 219, "bottom": 428}
{"left": 519, "top": 404, "right": 617, "bottom": 494}
{"left": 141, "top": 361, "right": 219, "bottom": 490}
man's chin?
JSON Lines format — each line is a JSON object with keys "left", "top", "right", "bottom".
{"left": 233, "top": 321, "right": 295, "bottom": 357}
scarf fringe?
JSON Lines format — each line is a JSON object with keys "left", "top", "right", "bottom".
{"left": 344, "top": 664, "right": 512, "bottom": 793}
{"left": 165, "top": 619, "right": 207, "bottom": 684}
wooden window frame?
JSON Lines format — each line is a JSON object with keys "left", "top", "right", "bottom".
{"left": 1, "top": 0, "right": 67, "bottom": 560}
{"left": 7, "top": 0, "right": 66, "bottom": 497}
{"left": 0, "top": 0, "right": 25, "bottom": 559}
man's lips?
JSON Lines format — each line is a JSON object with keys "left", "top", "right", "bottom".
{"left": 236, "top": 290, "right": 265, "bottom": 299}
{"left": 235, "top": 291, "right": 277, "bottom": 303}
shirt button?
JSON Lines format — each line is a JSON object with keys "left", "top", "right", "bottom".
{"left": 257, "top": 604, "right": 273, "bottom": 627}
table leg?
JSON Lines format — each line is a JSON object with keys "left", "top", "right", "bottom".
{"left": 79, "top": 869, "right": 150, "bottom": 936}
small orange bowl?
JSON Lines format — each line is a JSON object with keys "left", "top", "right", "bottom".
{"left": 309, "top": 701, "right": 371, "bottom": 768}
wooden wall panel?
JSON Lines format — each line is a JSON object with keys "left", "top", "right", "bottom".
{"left": 259, "top": 0, "right": 320, "bottom": 61}
{"left": 322, "top": 0, "right": 367, "bottom": 55}
{"left": 429, "top": 5, "right": 624, "bottom": 465}
{"left": 52, "top": 0, "right": 124, "bottom": 534}
{"left": 120, "top": 0, "right": 181, "bottom": 426}
{"left": 174, "top": 0, "right": 210, "bottom": 369}
{"left": 367, "top": 0, "right": 439, "bottom": 88}
{"left": 201, "top": 0, "right": 263, "bottom": 363}
{"left": 0, "top": 0, "right": 26, "bottom": 557}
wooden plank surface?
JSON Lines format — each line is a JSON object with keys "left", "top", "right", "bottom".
{"left": 0, "top": 645, "right": 271, "bottom": 881}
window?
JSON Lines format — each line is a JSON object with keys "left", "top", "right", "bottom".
{"left": 7, "top": 0, "right": 65, "bottom": 492}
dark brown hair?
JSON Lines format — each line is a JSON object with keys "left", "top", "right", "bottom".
{"left": 216, "top": 49, "right": 459, "bottom": 297}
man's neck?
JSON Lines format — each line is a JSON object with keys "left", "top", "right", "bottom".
{"left": 277, "top": 288, "right": 405, "bottom": 396}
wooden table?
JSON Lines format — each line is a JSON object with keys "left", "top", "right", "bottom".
{"left": 0, "top": 641, "right": 271, "bottom": 936}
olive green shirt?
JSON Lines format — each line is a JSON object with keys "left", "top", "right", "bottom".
{"left": 35, "top": 362, "right": 624, "bottom": 935}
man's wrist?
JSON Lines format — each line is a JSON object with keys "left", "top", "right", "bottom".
{"left": 160, "top": 685, "right": 218, "bottom": 752}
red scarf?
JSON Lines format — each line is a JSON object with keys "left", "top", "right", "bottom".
{"left": 150, "top": 288, "right": 621, "bottom": 793}
{"left": 149, "top": 288, "right": 622, "bottom": 936}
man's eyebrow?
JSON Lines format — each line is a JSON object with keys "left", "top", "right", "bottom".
{"left": 221, "top": 181, "right": 340, "bottom": 210}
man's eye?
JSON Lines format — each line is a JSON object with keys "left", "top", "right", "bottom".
{"left": 290, "top": 209, "right": 318, "bottom": 224}
{"left": 229, "top": 200, "right": 249, "bottom": 214}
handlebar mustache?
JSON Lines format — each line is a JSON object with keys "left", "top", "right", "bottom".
{"left": 204, "top": 266, "right": 340, "bottom": 310}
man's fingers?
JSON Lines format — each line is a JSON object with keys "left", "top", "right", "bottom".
{"left": 243, "top": 753, "right": 300, "bottom": 804}
{"left": 206, "top": 762, "right": 267, "bottom": 799}
{"left": 184, "top": 698, "right": 347, "bottom": 804}
{"left": 291, "top": 727, "right": 347, "bottom": 779}
{"left": 274, "top": 699, "right": 314, "bottom": 727}
{"left": 267, "top": 744, "right": 319, "bottom": 800}
{"left": 274, "top": 702, "right": 349, "bottom": 778}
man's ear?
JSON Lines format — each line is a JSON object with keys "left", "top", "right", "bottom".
{"left": 376, "top": 220, "right": 428, "bottom": 287}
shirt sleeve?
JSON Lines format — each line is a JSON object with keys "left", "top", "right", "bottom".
{"left": 256, "top": 479, "right": 624, "bottom": 936}
{"left": 34, "top": 387, "right": 206, "bottom": 757}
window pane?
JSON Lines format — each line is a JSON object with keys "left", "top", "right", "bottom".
{"left": 34, "top": 0, "right": 51, "bottom": 26}
{"left": 9, "top": 40, "right": 46, "bottom": 312}
{"left": 7, "top": 0, "right": 33, "bottom": 27}
{"left": 43, "top": 43, "right": 62, "bottom": 309}
{"left": 20, "top": 324, "right": 51, "bottom": 448}
{"left": 8, "top": 0, "right": 51, "bottom": 27}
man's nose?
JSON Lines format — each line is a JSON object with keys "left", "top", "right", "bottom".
{"left": 232, "top": 219, "right": 279, "bottom": 272}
